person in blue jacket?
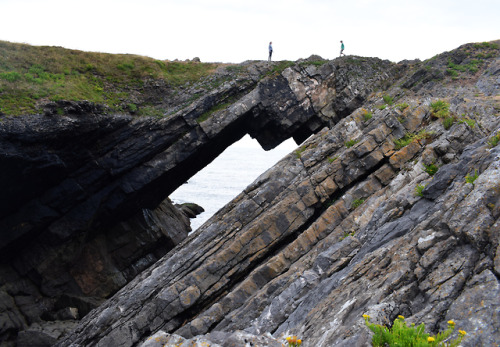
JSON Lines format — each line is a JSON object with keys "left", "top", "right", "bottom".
{"left": 268, "top": 42, "right": 273, "bottom": 62}
{"left": 340, "top": 40, "right": 345, "bottom": 57}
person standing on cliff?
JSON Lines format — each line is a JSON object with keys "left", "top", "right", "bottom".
{"left": 268, "top": 42, "right": 273, "bottom": 62}
{"left": 340, "top": 40, "right": 345, "bottom": 57}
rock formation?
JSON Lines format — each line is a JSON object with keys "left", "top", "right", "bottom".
{"left": 1, "top": 41, "right": 499, "bottom": 346}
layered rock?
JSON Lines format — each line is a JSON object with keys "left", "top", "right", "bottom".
{"left": 0, "top": 57, "right": 398, "bottom": 345}
{"left": 55, "top": 42, "right": 500, "bottom": 346}
{"left": 1, "top": 41, "right": 499, "bottom": 346}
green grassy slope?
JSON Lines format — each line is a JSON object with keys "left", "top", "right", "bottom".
{"left": 0, "top": 41, "right": 219, "bottom": 116}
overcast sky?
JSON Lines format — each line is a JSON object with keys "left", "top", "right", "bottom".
{"left": 0, "top": 0, "right": 499, "bottom": 63}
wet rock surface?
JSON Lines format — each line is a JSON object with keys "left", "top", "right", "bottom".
{"left": 1, "top": 41, "right": 500, "bottom": 346}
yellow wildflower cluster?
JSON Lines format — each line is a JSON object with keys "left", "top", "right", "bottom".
{"left": 362, "top": 314, "right": 468, "bottom": 346}
{"left": 285, "top": 335, "right": 302, "bottom": 346}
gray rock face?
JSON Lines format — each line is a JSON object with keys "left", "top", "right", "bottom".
{"left": 0, "top": 57, "right": 397, "bottom": 345}
{"left": 2, "top": 41, "right": 500, "bottom": 346}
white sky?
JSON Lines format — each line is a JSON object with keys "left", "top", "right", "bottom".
{"left": 0, "top": 0, "right": 499, "bottom": 63}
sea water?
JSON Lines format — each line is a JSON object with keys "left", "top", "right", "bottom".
{"left": 170, "top": 135, "right": 297, "bottom": 231}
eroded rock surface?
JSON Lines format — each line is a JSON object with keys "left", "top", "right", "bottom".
{"left": 55, "top": 42, "right": 500, "bottom": 346}
{"left": 1, "top": 41, "right": 500, "bottom": 346}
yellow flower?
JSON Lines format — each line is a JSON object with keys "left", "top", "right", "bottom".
{"left": 286, "top": 336, "right": 292, "bottom": 342}
{"left": 428, "top": 337, "right": 435, "bottom": 342}
{"left": 448, "top": 320, "right": 455, "bottom": 325}
{"left": 297, "top": 340, "right": 302, "bottom": 345}
{"left": 398, "top": 315, "right": 405, "bottom": 320}
{"left": 459, "top": 330, "right": 467, "bottom": 335}
{"left": 362, "top": 314, "right": 370, "bottom": 319}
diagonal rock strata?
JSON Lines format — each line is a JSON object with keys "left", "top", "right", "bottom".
{"left": 2, "top": 41, "right": 500, "bottom": 346}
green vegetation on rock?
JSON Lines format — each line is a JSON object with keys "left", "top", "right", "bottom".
{"left": 415, "top": 184, "right": 426, "bottom": 197}
{"left": 465, "top": 169, "right": 479, "bottom": 185}
{"left": 0, "top": 41, "right": 219, "bottom": 115}
{"left": 363, "top": 315, "right": 467, "bottom": 347}
{"left": 488, "top": 131, "right": 500, "bottom": 148}
{"left": 394, "top": 130, "right": 432, "bottom": 150}
{"left": 430, "top": 100, "right": 450, "bottom": 118}
{"left": 383, "top": 95, "right": 394, "bottom": 106}
{"left": 424, "top": 163, "right": 439, "bottom": 176}
{"left": 345, "top": 139, "right": 359, "bottom": 148}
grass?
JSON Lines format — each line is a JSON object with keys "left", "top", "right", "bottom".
{"left": 295, "top": 145, "right": 308, "bottom": 158}
{"left": 266, "top": 60, "right": 295, "bottom": 77}
{"left": 396, "top": 103, "right": 409, "bottom": 112}
{"left": 0, "top": 40, "right": 220, "bottom": 115}
{"left": 415, "top": 184, "right": 426, "bottom": 197}
{"left": 363, "top": 315, "right": 466, "bottom": 347}
{"left": 423, "top": 163, "right": 438, "bottom": 176}
{"left": 465, "top": 169, "right": 479, "bottom": 185}
{"left": 458, "top": 116, "right": 475, "bottom": 128}
{"left": 345, "top": 139, "right": 360, "bottom": 148}
{"left": 299, "top": 60, "right": 329, "bottom": 67}
{"left": 488, "top": 131, "right": 500, "bottom": 148}
{"left": 447, "top": 58, "right": 482, "bottom": 75}
{"left": 430, "top": 100, "right": 450, "bottom": 118}
{"left": 197, "top": 98, "right": 235, "bottom": 123}
{"left": 393, "top": 130, "right": 432, "bottom": 150}
{"left": 363, "top": 111, "right": 373, "bottom": 122}
{"left": 443, "top": 116, "right": 456, "bottom": 130}
{"left": 352, "top": 198, "right": 365, "bottom": 209}
{"left": 473, "top": 42, "right": 499, "bottom": 50}
{"left": 383, "top": 95, "right": 394, "bottom": 106}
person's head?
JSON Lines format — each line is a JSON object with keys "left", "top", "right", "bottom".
{"left": 340, "top": 40, "right": 343, "bottom": 43}
{"left": 270, "top": 42, "right": 272, "bottom": 44}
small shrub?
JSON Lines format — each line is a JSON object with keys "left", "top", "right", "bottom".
{"left": 443, "top": 116, "right": 456, "bottom": 130}
{"left": 363, "top": 111, "right": 373, "bottom": 122}
{"left": 383, "top": 95, "right": 394, "bottom": 106}
{"left": 328, "top": 156, "right": 338, "bottom": 163}
{"left": 345, "top": 139, "right": 359, "bottom": 148}
{"left": 473, "top": 42, "right": 499, "bottom": 50}
{"left": 340, "top": 230, "right": 356, "bottom": 240}
{"left": 415, "top": 184, "right": 426, "bottom": 197}
{"left": 363, "top": 315, "right": 466, "bottom": 347}
{"left": 396, "top": 103, "right": 409, "bottom": 112}
{"left": 447, "top": 69, "right": 459, "bottom": 79}
{"left": 127, "top": 103, "right": 138, "bottom": 113}
{"left": 458, "top": 116, "right": 475, "bottom": 128}
{"left": 377, "top": 105, "right": 387, "bottom": 110}
{"left": 424, "top": 163, "right": 438, "bottom": 176}
{"left": 266, "top": 60, "right": 295, "bottom": 76}
{"left": 0, "top": 71, "right": 22, "bottom": 82}
{"left": 394, "top": 133, "right": 415, "bottom": 150}
{"left": 295, "top": 145, "right": 307, "bottom": 158}
{"left": 117, "top": 61, "right": 135, "bottom": 71}
{"left": 488, "top": 131, "right": 500, "bottom": 148}
{"left": 430, "top": 100, "right": 450, "bottom": 118}
{"left": 465, "top": 169, "right": 479, "bottom": 185}
{"left": 352, "top": 198, "right": 365, "bottom": 209}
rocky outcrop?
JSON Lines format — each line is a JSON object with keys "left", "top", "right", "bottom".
{"left": 53, "top": 42, "right": 500, "bottom": 346}
{"left": 0, "top": 56, "right": 399, "bottom": 345}
{"left": 2, "top": 41, "right": 500, "bottom": 346}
